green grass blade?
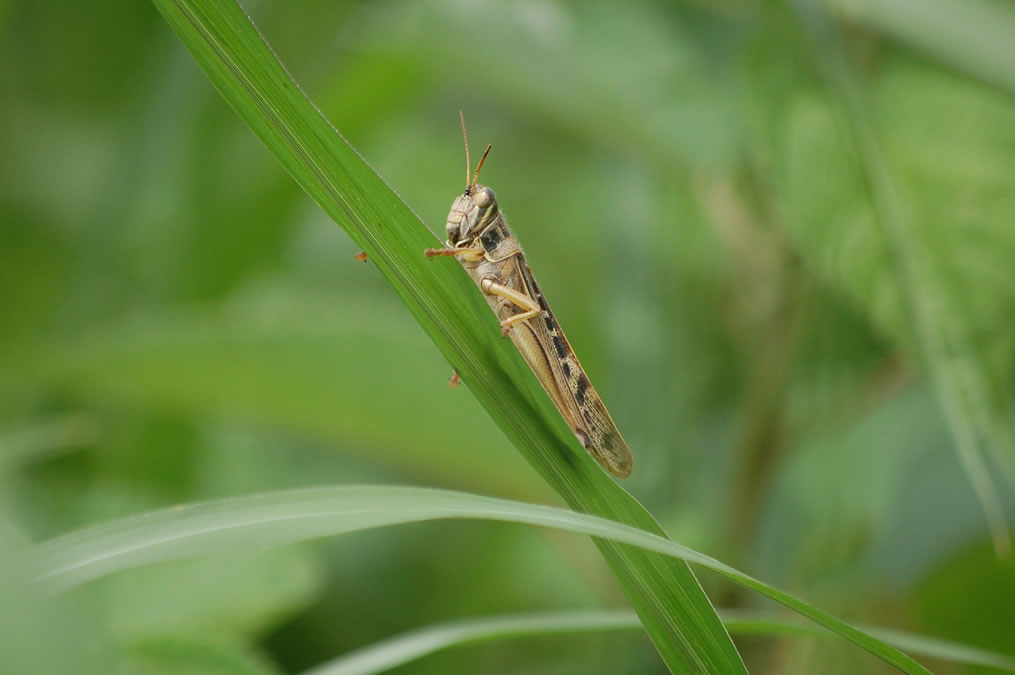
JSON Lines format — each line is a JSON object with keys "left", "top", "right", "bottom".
{"left": 302, "top": 610, "right": 642, "bottom": 675}
{"left": 149, "top": 0, "right": 741, "bottom": 671}
{"left": 29, "top": 485, "right": 931, "bottom": 673}
{"left": 301, "top": 608, "right": 1015, "bottom": 675}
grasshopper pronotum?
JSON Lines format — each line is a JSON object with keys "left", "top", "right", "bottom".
{"left": 425, "top": 114, "right": 633, "bottom": 478}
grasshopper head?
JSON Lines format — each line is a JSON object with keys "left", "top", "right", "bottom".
{"left": 445, "top": 184, "right": 497, "bottom": 246}
{"left": 448, "top": 115, "right": 496, "bottom": 246}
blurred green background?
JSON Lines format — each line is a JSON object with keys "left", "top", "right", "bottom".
{"left": 3, "top": 0, "right": 1015, "bottom": 672}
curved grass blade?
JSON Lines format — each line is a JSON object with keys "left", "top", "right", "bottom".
{"left": 303, "top": 610, "right": 642, "bottom": 675}
{"left": 148, "top": 0, "right": 741, "bottom": 671}
{"left": 302, "top": 609, "right": 1015, "bottom": 675}
{"left": 29, "top": 485, "right": 931, "bottom": 673}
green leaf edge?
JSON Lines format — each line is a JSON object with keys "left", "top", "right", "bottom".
{"left": 30, "top": 485, "right": 932, "bottom": 673}
{"left": 302, "top": 608, "right": 1015, "bottom": 675}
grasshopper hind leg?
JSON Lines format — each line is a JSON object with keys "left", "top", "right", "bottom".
{"left": 479, "top": 277, "right": 541, "bottom": 336}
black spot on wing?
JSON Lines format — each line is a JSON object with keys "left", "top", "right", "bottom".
{"left": 552, "top": 335, "right": 567, "bottom": 359}
{"left": 536, "top": 294, "right": 549, "bottom": 312}
{"left": 575, "top": 374, "right": 589, "bottom": 406}
{"left": 562, "top": 361, "right": 572, "bottom": 379}
{"left": 543, "top": 315, "right": 556, "bottom": 332}
{"left": 480, "top": 226, "right": 503, "bottom": 252}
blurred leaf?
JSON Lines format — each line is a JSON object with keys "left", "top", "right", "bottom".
{"left": 756, "top": 387, "right": 937, "bottom": 586}
{"left": 301, "top": 608, "right": 1015, "bottom": 675}
{"left": 913, "top": 540, "right": 1015, "bottom": 672}
{"left": 121, "top": 634, "right": 282, "bottom": 675}
{"left": 81, "top": 548, "right": 321, "bottom": 643}
{"left": 347, "top": 0, "right": 741, "bottom": 170}
{"left": 32, "top": 289, "right": 535, "bottom": 494}
{"left": 148, "top": 0, "right": 744, "bottom": 671}
{"left": 304, "top": 610, "right": 644, "bottom": 675}
{"left": 0, "top": 413, "right": 98, "bottom": 473}
{"left": 0, "top": 519, "right": 112, "bottom": 674}
{"left": 30, "top": 484, "right": 931, "bottom": 672}
{"left": 825, "top": 0, "right": 1015, "bottom": 96}
{"left": 725, "top": 610, "right": 1015, "bottom": 673}
{"left": 772, "top": 5, "right": 1015, "bottom": 550}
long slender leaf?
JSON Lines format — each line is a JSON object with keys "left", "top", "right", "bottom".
{"left": 148, "top": 0, "right": 742, "bottom": 671}
{"left": 29, "top": 485, "right": 931, "bottom": 673}
{"left": 301, "top": 609, "right": 1015, "bottom": 675}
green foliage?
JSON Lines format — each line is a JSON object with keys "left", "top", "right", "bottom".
{"left": 2, "top": 0, "right": 1015, "bottom": 672}
{"left": 22, "top": 485, "right": 930, "bottom": 670}
{"left": 148, "top": 0, "right": 746, "bottom": 671}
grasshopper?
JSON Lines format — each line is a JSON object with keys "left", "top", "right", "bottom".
{"left": 425, "top": 115, "right": 633, "bottom": 478}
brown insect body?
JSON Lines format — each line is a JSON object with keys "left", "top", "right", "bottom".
{"left": 435, "top": 179, "right": 633, "bottom": 478}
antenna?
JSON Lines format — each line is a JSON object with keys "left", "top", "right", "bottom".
{"left": 472, "top": 144, "right": 492, "bottom": 189}
{"left": 459, "top": 110, "right": 471, "bottom": 190}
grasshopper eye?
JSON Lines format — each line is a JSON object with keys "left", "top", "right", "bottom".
{"left": 474, "top": 186, "right": 495, "bottom": 208}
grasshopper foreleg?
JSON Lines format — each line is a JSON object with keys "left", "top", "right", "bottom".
{"left": 425, "top": 246, "right": 485, "bottom": 262}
